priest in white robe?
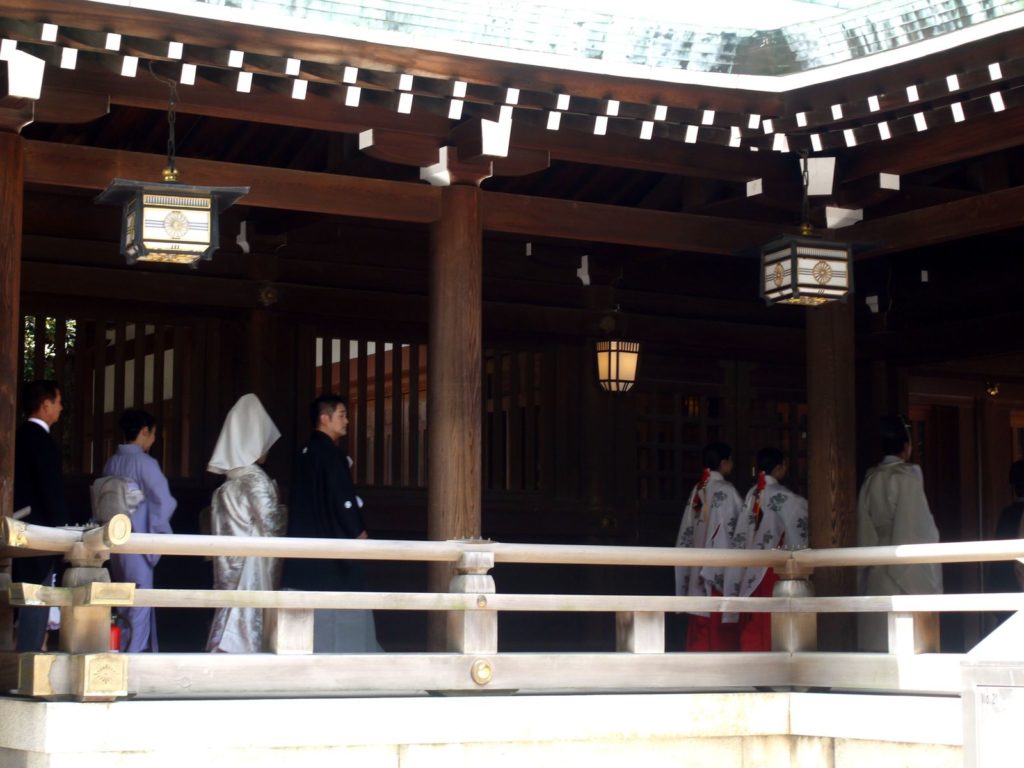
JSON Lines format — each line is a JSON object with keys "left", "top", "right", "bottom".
{"left": 675, "top": 442, "right": 744, "bottom": 651}
{"left": 857, "top": 415, "right": 942, "bottom": 652}
{"left": 729, "top": 447, "right": 808, "bottom": 651}
{"left": 206, "top": 393, "right": 286, "bottom": 653}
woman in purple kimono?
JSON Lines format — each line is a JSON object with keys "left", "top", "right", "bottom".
{"left": 104, "top": 409, "right": 177, "bottom": 652}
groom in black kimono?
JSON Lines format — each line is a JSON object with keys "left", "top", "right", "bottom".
{"left": 284, "top": 394, "right": 378, "bottom": 651}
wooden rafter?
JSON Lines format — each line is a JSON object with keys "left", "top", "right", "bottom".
{"left": 23, "top": 140, "right": 786, "bottom": 254}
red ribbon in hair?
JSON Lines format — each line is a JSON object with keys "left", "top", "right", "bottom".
{"left": 752, "top": 470, "right": 766, "bottom": 525}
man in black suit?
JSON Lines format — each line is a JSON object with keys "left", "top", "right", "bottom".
{"left": 13, "top": 379, "right": 68, "bottom": 650}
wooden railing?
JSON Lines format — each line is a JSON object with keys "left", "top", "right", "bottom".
{"left": 2, "top": 514, "right": 1024, "bottom": 701}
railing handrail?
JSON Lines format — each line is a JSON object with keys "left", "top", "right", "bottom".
{"left": 7, "top": 585, "right": 1023, "bottom": 614}
{"left": 5, "top": 516, "right": 1024, "bottom": 569}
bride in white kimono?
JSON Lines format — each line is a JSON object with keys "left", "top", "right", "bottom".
{"left": 206, "top": 393, "right": 286, "bottom": 653}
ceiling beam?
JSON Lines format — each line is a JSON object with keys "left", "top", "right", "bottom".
{"left": 34, "top": 66, "right": 793, "bottom": 184}
{"left": 860, "top": 311, "right": 1024, "bottom": 365}
{"left": 24, "top": 140, "right": 785, "bottom": 254}
{"left": 23, "top": 139, "right": 443, "bottom": 223}
{"left": 0, "top": 0, "right": 782, "bottom": 114}
{"left": 21, "top": 259, "right": 801, "bottom": 357}
{"left": 480, "top": 191, "right": 782, "bottom": 254}
{"left": 839, "top": 104, "right": 1024, "bottom": 181}
{"left": 847, "top": 183, "right": 1024, "bottom": 258}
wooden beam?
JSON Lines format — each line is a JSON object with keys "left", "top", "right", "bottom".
{"left": 510, "top": 122, "right": 792, "bottom": 184}
{"left": 861, "top": 311, "right": 1024, "bottom": 366}
{"left": 849, "top": 184, "right": 1024, "bottom": 258}
{"left": 0, "top": 0, "right": 783, "bottom": 115}
{"left": 840, "top": 104, "right": 1024, "bottom": 182}
{"left": 24, "top": 140, "right": 784, "bottom": 254}
{"left": 23, "top": 140, "right": 442, "bottom": 223}
{"left": 33, "top": 58, "right": 790, "bottom": 185}
{"left": 481, "top": 190, "right": 783, "bottom": 254}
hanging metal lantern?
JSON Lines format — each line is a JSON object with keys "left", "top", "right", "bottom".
{"left": 95, "top": 72, "right": 248, "bottom": 267}
{"left": 96, "top": 177, "right": 248, "bottom": 266}
{"left": 596, "top": 339, "right": 640, "bottom": 392}
{"left": 760, "top": 224, "right": 852, "bottom": 306}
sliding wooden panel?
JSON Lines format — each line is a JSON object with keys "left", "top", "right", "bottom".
{"left": 172, "top": 326, "right": 186, "bottom": 476}
{"left": 338, "top": 339, "right": 350, "bottom": 404}
{"left": 112, "top": 322, "right": 125, "bottom": 426}
{"left": 408, "top": 343, "right": 420, "bottom": 487}
{"left": 374, "top": 340, "right": 386, "bottom": 486}
{"left": 152, "top": 324, "right": 165, "bottom": 466}
{"left": 295, "top": 325, "right": 316, "bottom": 443}
{"left": 524, "top": 351, "right": 538, "bottom": 492}
{"left": 356, "top": 339, "right": 368, "bottom": 484}
{"left": 71, "top": 319, "right": 87, "bottom": 472}
{"left": 191, "top": 319, "right": 211, "bottom": 477}
{"left": 91, "top": 320, "right": 105, "bottom": 474}
{"left": 319, "top": 336, "right": 331, "bottom": 397}
{"left": 391, "top": 344, "right": 403, "bottom": 487}
{"left": 132, "top": 322, "right": 145, "bottom": 411}
{"left": 508, "top": 350, "right": 522, "bottom": 491}
{"left": 540, "top": 347, "right": 556, "bottom": 495}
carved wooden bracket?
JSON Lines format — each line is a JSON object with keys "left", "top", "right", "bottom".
{"left": 359, "top": 127, "right": 442, "bottom": 167}
{"left": 420, "top": 146, "right": 492, "bottom": 187}
{"left": 0, "top": 95, "right": 33, "bottom": 133}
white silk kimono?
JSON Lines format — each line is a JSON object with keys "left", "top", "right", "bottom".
{"left": 206, "top": 464, "right": 286, "bottom": 653}
{"left": 856, "top": 457, "right": 942, "bottom": 651}
{"left": 729, "top": 476, "right": 809, "bottom": 598}
{"left": 205, "top": 394, "right": 285, "bottom": 653}
{"left": 674, "top": 471, "right": 744, "bottom": 620}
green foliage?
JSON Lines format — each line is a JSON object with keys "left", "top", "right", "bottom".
{"left": 22, "top": 316, "right": 77, "bottom": 380}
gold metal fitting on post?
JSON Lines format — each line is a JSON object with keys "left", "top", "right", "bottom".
{"left": 470, "top": 658, "right": 493, "bottom": 685}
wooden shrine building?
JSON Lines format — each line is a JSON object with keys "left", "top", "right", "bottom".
{"left": 1, "top": 0, "right": 1024, "bottom": 655}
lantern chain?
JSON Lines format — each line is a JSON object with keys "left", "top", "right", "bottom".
{"left": 148, "top": 62, "right": 180, "bottom": 182}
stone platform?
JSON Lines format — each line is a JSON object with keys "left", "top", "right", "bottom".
{"left": 0, "top": 690, "right": 962, "bottom": 767}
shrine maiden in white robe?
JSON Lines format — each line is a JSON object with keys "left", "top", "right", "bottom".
{"left": 730, "top": 476, "right": 809, "bottom": 599}
{"left": 206, "top": 394, "right": 286, "bottom": 653}
{"left": 675, "top": 470, "right": 744, "bottom": 620}
{"left": 856, "top": 456, "right": 942, "bottom": 651}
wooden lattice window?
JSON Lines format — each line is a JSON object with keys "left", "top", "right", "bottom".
{"left": 314, "top": 336, "right": 427, "bottom": 488}
{"left": 20, "top": 314, "right": 196, "bottom": 479}
{"left": 636, "top": 391, "right": 723, "bottom": 503}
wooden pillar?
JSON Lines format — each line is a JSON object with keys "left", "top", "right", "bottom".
{"left": 806, "top": 300, "right": 857, "bottom": 650}
{"left": 427, "top": 185, "right": 483, "bottom": 649}
{"left": 0, "top": 132, "right": 24, "bottom": 651}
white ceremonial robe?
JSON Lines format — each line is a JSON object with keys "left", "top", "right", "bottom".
{"left": 206, "top": 393, "right": 284, "bottom": 653}
{"left": 207, "top": 464, "right": 286, "bottom": 653}
{"left": 675, "top": 471, "right": 744, "bottom": 620}
{"left": 856, "top": 456, "right": 943, "bottom": 651}
{"left": 729, "top": 476, "right": 809, "bottom": 598}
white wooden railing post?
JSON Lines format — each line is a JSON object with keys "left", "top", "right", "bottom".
{"left": 615, "top": 611, "right": 665, "bottom": 653}
{"left": 772, "top": 558, "right": 816, "bottom": 652}
{"left": 447, "top": 546, "right": 496, "bottom": 654}
{"left": 887, "top": 611, "right": 939, "bottom": 654}
{"left": 263, "top": 607, "right": 315, "bottom": 654}
{"left": 55, "top": 516, "right": 133, "bottom": 701}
